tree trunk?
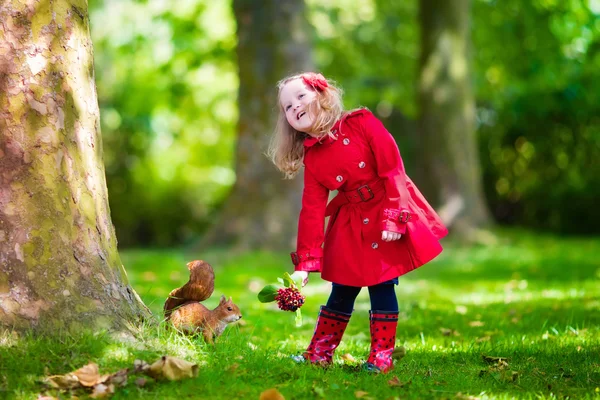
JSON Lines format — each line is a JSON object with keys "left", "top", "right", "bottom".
{"left": 0, "top": 0, "right": 150, "bottom": 332}
{"left": 201, "top": 0, "right": 312, "bottom": 250}
{"left": 417, "top": 0, "right": 492, "bottom": 235}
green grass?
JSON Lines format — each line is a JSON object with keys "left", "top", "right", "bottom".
{"left": 1, "top": 229, "right": 599, "bottom": 399}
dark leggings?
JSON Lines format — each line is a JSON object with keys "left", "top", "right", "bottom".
{"left": 325, "top": 283, "right": 398, "bottom": 314}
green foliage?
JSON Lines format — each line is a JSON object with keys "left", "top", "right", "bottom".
{"left": 90, "top": 0, "right": 237, "bottom": 246}
{"left": 89, "top": 0, "right": 600, "bottom": 246}
{"left": 312, "top": 0, "right": 600, "bottom": 234}
{"left": 308, "top": 0, "right": 419, "bottom": 116}
{"left": 473, "top": 0, "right": 600, "bottom": 233}
{"left": 3, "top": 230, "right": 600, "bottom": 398}
{"left": 257, "top": 284, "right": 279, "bottom": 303}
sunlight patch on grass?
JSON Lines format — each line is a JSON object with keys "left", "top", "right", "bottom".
{"left": 100, "top": 344, "right": 131, "bottom": 363}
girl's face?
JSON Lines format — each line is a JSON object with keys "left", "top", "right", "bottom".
{"left": 279, "top": 78, "right": 318, "bottom": 135}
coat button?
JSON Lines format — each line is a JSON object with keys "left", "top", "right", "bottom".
{"left": 371, "top": 242, "right": 378, "bottom": 249}
{"left": 363, "top": 218, "right": 369, "bottom": 224}
{"left": 332, "top": 129, "right": 337, "bottom": 134}
{"left": 343, "top": 138, "right": 350, "bottom": 145}
{"left": 358, "top": 161, "right": 365, "bottom": 168}
{"left": 336, "top": 175, "right": 343, "bottom": 182}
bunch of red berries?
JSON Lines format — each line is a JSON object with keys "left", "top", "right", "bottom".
{"left": 275, "top": 287, "right": 305, "bottom": 312}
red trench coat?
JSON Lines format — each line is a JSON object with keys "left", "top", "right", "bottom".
{"left": 291, "top": 109, "right": 448, "bottom": 287}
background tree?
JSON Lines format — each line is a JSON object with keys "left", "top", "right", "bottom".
{"left": 200, "top": 0, "right": 313, "bottom": 250}
{"left": 416, "top": 0, "right": 492, "bottom": 235}
{"left": 0, "top": 0, "right": 150, "bottom": 331}
{"left": 84, "top": 1, "right": 598, "bottom": 247}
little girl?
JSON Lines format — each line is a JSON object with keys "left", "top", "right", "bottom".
{"left": 269, "top": 72, "right": 448, "bottom": 373}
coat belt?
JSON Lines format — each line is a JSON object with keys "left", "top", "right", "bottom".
{"left": 325, "top": 180, "right": 385, "bottom": 217}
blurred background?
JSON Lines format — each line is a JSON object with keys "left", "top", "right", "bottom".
{"left": 88, "top": 0, "right": 600, "bottom": 250}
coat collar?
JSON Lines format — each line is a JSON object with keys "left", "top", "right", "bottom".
{"left": 303, "top": 115, "right": 345, "bottom": 148}
{"left": 303, "top": 134, "right": 334, "bottom": 148}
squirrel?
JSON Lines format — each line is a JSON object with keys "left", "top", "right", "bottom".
{"left": 163, "top": 260, "right": 242, "bottom": 343}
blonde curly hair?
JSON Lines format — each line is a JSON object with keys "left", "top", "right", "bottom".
{"left": 267, "top": 72, "right": 344, "bottom": 179}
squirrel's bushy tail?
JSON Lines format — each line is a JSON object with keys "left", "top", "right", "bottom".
{"left": 164, "top": 260, "right": 215, "bottom": 319}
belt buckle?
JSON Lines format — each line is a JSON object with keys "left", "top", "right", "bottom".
{"left": 357, "top": 185, "right": 374, "bottom": 202}
{"left": 399, "top": 211, "right": 411, "bottom": 223}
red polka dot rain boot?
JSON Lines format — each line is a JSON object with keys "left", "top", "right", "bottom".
{"left": 365, "top": 310, "right": 398, "bottom": 373}
{"left": 293, "top": 306, "right": 351, "bottom": 365}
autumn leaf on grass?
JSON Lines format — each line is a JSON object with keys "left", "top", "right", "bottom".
{"left": 90, "top": 383, "right": 114, "bottom": 398}
{"left": 105, "top": 368, "right": 129, "bottom": 387}
{"left": 355, "top": 391, "right": 369, "bottom": 398}
{"left": 469, "top": 321, "right": 484, "bottom": 327}
{"left": 391, "top": 346, "right": 406, "bottom": 361}
{"left": 147, "top": 356, "right": 198, "bottom": 381}
{"left": 133, "top": 359, "right": 150, "bottom": 373}
{"left": 259, "top": 388, "right": 285, "bottom": 400}
{"left": 440, "top": 328, "right": 460, "bottom": 336}
{"left": 43, "top": 373, "right": 80, "bottom": 390}
{"left": 75, "top": 363, "right": 111, "bottom": 387}
{"left": 482, "top": 355, "right": 509, "bottom": 364}
{"left": 388, "top": 376, "right": 411, "bottom": 388}
{"left": 44, "top": 363, "right": 109, "bottom": 389}
{"left": 341, "top": 353, "right": 357, "bottom": 363}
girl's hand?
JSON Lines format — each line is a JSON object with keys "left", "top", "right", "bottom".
{"left": 290, "top": 270, "right": 309, "bottom": 287}
{"left": 381, "top": 230, "right": 402, "bottom": 242}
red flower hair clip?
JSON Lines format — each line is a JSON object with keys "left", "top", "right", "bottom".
{"left": 302, "top": 73, "right": 328, "bottom": 92}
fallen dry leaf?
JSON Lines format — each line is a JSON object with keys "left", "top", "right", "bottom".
{"left": 147, "top": 356, "right": 198, "bottom": 381}
{"left": 482, "top": 355, "right": 509, "bottom": 364}
{"left": 42, "top": 363, "right": 116, "bottom": 392}
{"left": 133, "top": 359, "right": 149, "bottom": 373}
{"left": 44, "top": 373, "right": 80, "bottom": 390}
{"left": 90, "top": 383, "right": 114, "bottom": 398}
{"left": 511, "top": 371, "right": 519, "bottom": 382}
{"left": 341, "top": 353, "right": 356, "bottom": 363}
{"left": 440, "top": 328, "right": 460, "bottom": 336}
{"left": 388, "top": 376, "right": 411, "bottom": 387}
{"left": 259, "top": 388, "right": 285, "bottom": 400}
{"left": 355, "top": 391, "right": 369, "bottom": 398}
{"left": 391, "top": 346, "right": 406, "bottom": 360}
{"left": 469, "top": 321, "right": 484, "bottom": 327}
{"left": 106, "top": 368, "right": 128, "bottom": 387}
{"left": 74, "top": 363, "right": 110, "bottom": 387}
{"left": 36, "top": 396, "right": 58, "bottom": 400}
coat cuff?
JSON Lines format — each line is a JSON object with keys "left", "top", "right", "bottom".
{"left": 295, "top": 258, "right": 322, "bottom": 273}
{"left": 290, "top": 248, "right": 323, "bottom": 272}
{"left": 380, "top": 208, "right": 413, "bottom": 234}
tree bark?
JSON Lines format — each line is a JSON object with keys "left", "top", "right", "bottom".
{"left": 0, "top": 0, "right": 150, "bottom": 332}
{"left": 417, "top": 0, "right": 492, "bottom": 235}
{"left": 201, "top": 0, "right": 312, "bottom": 250}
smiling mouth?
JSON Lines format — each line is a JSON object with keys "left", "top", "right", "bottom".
{"left": 297, "top": 111, "right": 306, "bottom": 120}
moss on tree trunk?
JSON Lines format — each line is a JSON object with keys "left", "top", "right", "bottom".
{"left": 0, "top": 0, "right": 151, "bottom": 332}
